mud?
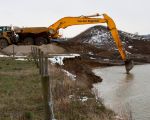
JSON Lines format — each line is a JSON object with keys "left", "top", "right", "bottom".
{"left": 62, "top": 57, "right": 102, "bottom": 88}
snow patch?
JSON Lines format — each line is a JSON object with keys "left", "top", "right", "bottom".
{"left": 11, "top": 55, "right": 27, "bottom": 58}
{"left": 15, "top": 58, "right": 28, "bottom": 61}
{"left": 0, "top": 55, "right": 9, "bottom": 57}
{"left": 90, "top": 57, "right": 96, "bottom": 60}
{"left": 62, "top": 69, "right": 76, "bottom": 81}
{"left": 48, "top": 56, "right": 64, "bottom": 65}
{"left": 125, "top": 51, "right": 132, "bottom": 55}
{"left": 0, "top": 54, "right": 27, "bottom": 58}
{"left": 128, "top": 46, "right": 133, "bottom": 49}
{"left": 48, "top": 54, "right": 80, "bottom": 65}
{"left": 69, "top": 95, "right": 74, "bottom": 99}
{"left": 80, "top": 96, "right": 88, "bottom": 102}
{"left": 103, "top": 59, "right": 110, "bottom": 62}
{"left": 88, "top": 52, "right": 94, "bottom": 55}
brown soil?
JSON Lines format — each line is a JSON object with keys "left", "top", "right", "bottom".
{"left": 1, "top": 44, "right": 65, "bottom": 56}
{"left": 59, "top": 40, "right": 150, "bottom": 64}
{"left": 62, "top": 57, "right": 102, "bottom": 88}
{"left": 0, "top": 52, "right": 3, "bottom": 55}
{"left": 39, "top": 44, "right": 65, "bottom": 54}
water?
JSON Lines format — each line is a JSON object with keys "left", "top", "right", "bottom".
{"left": 93, "top": 64, "right": 150, "bottom": 120}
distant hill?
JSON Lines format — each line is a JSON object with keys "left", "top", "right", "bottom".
{"left": 70, "top": 25, "right": 150, "bottom": 55}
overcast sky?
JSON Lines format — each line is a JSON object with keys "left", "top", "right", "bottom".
{"left": 0, "top": 0, "right": 149, "bottom": 37}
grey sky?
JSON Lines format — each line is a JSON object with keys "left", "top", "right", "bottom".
{"left": 0, "top": 0, "right": 149, "bottom": 37}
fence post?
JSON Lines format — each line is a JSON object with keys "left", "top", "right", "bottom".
{"left": 13, "top": 44, "right": 15, "bottom": 58}
{"left": 31, "top": 46, "right": 33, "bottom": 56}
{"left": 33, "top": 47, "right": 36, "bottom": 63}
{"left": 40, "top": 51, "right": 44, "bottom": 75}
{"left": 44, "top": 56, "right": 48, "bottom": 76}
{"left": 35, "top": 48, "right": 38, "bottom": 67}
{"left": 41, "top": 56, "right": 52, "bottom": 120}
{"left": 31, "top": 47, "right": 52, "bottom": 120}
{"left": 38, "top": 49, "right": 42, "bottom": 74}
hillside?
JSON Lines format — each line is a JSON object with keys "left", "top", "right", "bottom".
{"left": 61, "top": 25, "right": 150, "bottom": 63}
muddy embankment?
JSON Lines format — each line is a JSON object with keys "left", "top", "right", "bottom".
{"left": 62, "top": 57, "right": 102, "bottom": 88}
{"left": 1, "top": 37, "right": 150, "bottom": 87}
{"left": 0, "top": 43, "right": 103, "bottom": 87}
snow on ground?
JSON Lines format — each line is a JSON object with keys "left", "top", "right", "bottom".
{"left": 15, "top": 58, "right": 28, "bottom": 61}
{"left": 85, "top": 30, "right": 111, "bottom": 46}
{"left": 90, "top": 57, "right": 96, "bottom": 59}
{"left": 80, "top": 96, "right": 88, "bottom": 102}
{"left": 48, "top": 57, "right": 64, "bottom": 65}
{"left": 125, "top": 50, "right": 132, "bottom": 55}
{"left": 88, "top": 52, "right": 94, "bottom": 55}
{"left": 128, "top": 46, "right": 133, "bottom": 49}
{"left": 0, "top": 54, "right": 27, "bottom": 58}
{"left": 48, "top": 54, "right": 80, "bottom": 65}
{"left": 0, "top": 53, "right": 28, "bottom": 61}
{"left": 0, "top": 54, "right": 9, "bottom": 57}
{"left": 62, "top": 69, "right": 76, "bottom": 81}
{"left": 48, "top": 54, "right": 80, "bottom": 80}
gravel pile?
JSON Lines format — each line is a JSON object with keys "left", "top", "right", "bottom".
{"left": 2, "top": 44, "right": 65, "bottom": 56}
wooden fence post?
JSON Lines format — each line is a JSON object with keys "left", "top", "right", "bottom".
{"left": 35, "top": 48, "right": 38, "bottom": 66}
{"left": 44, "top": 56, "right": 48, "bottom": 76}
{"left": 41, "top": 75, "right": 51, "bottom": 120}
{"left": 13, "top": 44, "right": 15, "bottom": 58}
{"left": 33, "top": 47, "right": 36, "bottom": 63}
{"left": 38, "top": 49, "right": 41, "bottom": 74}
{"left": 41, "top": 56, "right": 52, "bottom": 120}
{"left": 40, "top": 51, "right": 44, "bottom": 75}
{"left": 31, "top": 47, "right": 52, "bottom": 120}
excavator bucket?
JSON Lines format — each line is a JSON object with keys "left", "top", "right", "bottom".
{"left": 125, "top": 59, "right": 134, "bottom": 74}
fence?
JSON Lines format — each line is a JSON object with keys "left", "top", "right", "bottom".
{"left": 31, "top": 46, "right": 56, "bottom": 120}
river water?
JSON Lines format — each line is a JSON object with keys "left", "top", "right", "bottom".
{"left": 93, "top": 64, "right": 150, "bottom": 120}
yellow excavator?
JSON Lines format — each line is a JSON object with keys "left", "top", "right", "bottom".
{"left": 48, "top": 13, "right": 134, "bottom": 73}
{"left": 0, "top": 13, "right": 133, "bottom": 73}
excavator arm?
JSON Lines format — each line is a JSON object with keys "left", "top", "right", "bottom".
{"left": 48, "top": 13, "right": 133, "bottom": 73}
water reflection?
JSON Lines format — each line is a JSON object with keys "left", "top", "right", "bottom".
{"left": 125, "top": 73, "right": 134, "bottom": 81}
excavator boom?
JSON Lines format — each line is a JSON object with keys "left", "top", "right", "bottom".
{"left": 48, "top": 13, "right": 134, "bottom": 73}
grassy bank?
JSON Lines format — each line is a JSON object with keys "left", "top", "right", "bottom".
{"left": 0, "top": 58, "right": 116, "bottom": 120}
{"left": 0, "top": 58, "right": 44, "bottom": 119}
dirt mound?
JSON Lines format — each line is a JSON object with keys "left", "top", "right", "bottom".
{"left": 63, "top": 25, "right": 150, "bottom": 63}
{"left": 2, "top": 45, "right": 32, "bottom": 56}
{"left": 2, "top": 44, "right": 65, "bottom": 56}
{"left": 39, "top": 44, "right": 65, "bottom": 54}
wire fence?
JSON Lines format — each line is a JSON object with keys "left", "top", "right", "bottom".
{"left": 31, "top": 46, "right": 56, "bottom": 120}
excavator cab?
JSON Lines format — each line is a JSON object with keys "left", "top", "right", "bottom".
{"left": 0, "top": 26, "right": 18, "bottom": 49}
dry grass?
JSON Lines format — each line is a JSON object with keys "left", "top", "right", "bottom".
{"left": 48, "top": 63, "right": 116, "bottom": 120}
{"left": 48, "top": 61, "right": 133, "bottom": 120}
{"left": 0, "top": 58, "right": 133, "bottom": 120}
{"left": 0, "top": 58, "right": 44, "bottom": 120}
